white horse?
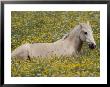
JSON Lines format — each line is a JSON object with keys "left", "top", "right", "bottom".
{"left": 11, "top": 22, "right": 96, "bottom": 60}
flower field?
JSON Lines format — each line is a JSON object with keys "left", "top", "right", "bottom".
{"left": 11, "top": 11, "right": 100, "bottom": 77}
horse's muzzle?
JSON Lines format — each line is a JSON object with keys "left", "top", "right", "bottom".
{"left": 88, "top": 43, "right": 96, "bottom": 49}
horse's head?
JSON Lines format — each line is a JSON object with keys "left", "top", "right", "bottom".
{"left": 79, "top": 22, "right": 96, "bottom": 49}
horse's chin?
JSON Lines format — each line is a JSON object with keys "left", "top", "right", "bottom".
{"left": 89, "top": 46, "right": 95, "bottom": 49}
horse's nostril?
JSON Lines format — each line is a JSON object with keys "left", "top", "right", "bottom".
{"left": 94, "top": 45, "right": 96, "bottom": 48}
{"left": 89, "top": 43, "right": 96, "bottom": 49}
{"left": 91, "top": 43, "right": 93, "bottom": 46}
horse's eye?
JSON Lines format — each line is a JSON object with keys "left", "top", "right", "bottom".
{"left": 84, "top": 32, "right": 87, "bottom": 35}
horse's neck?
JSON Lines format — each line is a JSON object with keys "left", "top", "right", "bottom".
{"left": 54, "top": 26, "right": 83, "bottom": 52}
{"left": 67, "top": 28, "right": 83, "bottom": 52}
{"left": 75, "top": 39, "right": 83, "bottom": 52}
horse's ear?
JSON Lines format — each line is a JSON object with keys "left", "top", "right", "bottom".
{"left": 63, "top": 33, "right": 69, "bottom": 40}
{"left": 79, "top": 23, "right": 82, "bottom": 29}
{"left": 87, "top": 21, "right": 90, "bottom": 25}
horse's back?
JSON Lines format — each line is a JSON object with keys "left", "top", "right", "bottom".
{"left": 29, "top": 43, "right": 53, "bottom": 57}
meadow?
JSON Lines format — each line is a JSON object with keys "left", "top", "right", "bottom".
{"left": 11, "top": 11, "right": 100, "bottom": 77}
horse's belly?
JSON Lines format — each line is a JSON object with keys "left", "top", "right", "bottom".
{"left": 55, "top": 49, "right": 74, "bottom": 57}
{"left": 31, "top": 49, "right": 52, "bottom": 57}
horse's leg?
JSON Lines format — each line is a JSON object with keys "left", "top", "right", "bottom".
{"left": 27, "top": 55, "right": 31, "bottom": 61}
{"left": 74, "top": 53, "right": 79, "bottom": 58}
{"left": 72, "top": 51, "right": 79, "bottom": 58}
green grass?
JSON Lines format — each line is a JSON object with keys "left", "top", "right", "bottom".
{"left": 11, "top": 11, "right": 100, "bottom": 77}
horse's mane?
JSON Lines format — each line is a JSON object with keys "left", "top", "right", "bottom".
{"left": 62, "top": 24, "right": 81, "bottom": 40}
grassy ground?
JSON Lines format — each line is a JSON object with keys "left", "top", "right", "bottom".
{"left": 11, "top": 11, "right": 100, "bottom": 77}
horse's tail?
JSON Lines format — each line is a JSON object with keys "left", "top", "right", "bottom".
{"left": 11, "top": 43, "right": 30, "bottom": 58}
